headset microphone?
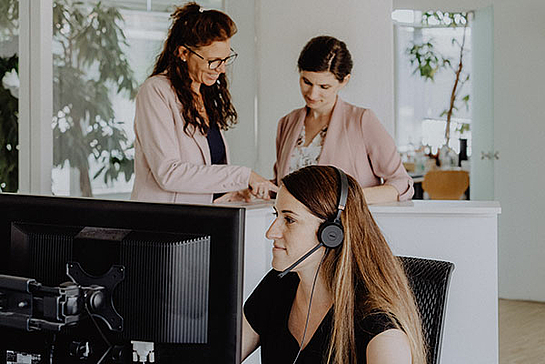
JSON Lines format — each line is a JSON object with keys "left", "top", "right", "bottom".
{"left": 278, "top": 167, "right": 348, "bottom": 278}
{"left": 277, "top": 242, "right": 324, "bottom": 278}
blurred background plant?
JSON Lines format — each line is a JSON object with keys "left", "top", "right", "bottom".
{"left": 0, "top": 55, "right": 19, "bottom": 192}
{"left": 407, "top": 11, "right": 471, "bottom": 148}
{"left": 0, "top": 0, "right": 137, "bottom": 196}
{"left": 0, "top": 0, "right": 19, "bottom": 192}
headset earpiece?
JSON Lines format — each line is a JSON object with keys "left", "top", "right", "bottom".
{"left": 317, "top": 221, "right": 344, "bottom": 248}
{"left": 317, "top": 167, "right": 348, "bottom": 249}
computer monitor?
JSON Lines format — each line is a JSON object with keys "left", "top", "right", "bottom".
{"left": 0, "top": 193, "right": 245, "bottom": 363}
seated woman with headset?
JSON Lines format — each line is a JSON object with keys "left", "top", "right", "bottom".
{"left": 241, "top": 166, "right": 425, "bottom": 364}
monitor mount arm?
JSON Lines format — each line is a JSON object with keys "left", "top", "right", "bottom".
{"left": 0, "top": 262, "right": 124, "bottom": 333}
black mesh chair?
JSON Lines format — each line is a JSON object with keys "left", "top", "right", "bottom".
{"left": 398, "top": 256, "right": 455, "bottom": 364}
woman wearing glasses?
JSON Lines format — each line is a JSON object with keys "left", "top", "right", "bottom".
{"left": 272, "top": 36, "right": 413, "bottom": 204}
{"left": 131, "top": 2, "right": 277, "bottom": 204}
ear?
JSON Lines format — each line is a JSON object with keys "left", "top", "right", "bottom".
{"left": 341, "top": 74, "right": 351, "bottom": 86}
{"left": 178, "top": 46, "right": 189, "bottom": 62}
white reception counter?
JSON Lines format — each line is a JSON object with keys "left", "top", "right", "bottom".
{"left": 233, "top": 200, "right": 501, "bottom": 364}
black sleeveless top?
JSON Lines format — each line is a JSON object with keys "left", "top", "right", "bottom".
{"left": 244, "top": 270, "right": 397, "bottom": 364}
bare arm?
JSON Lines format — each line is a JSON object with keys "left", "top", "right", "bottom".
{"left": 362, "top": 185, "right": 399, "bottom": 205}
{"left": 366, "top": 329, "right": 412, "bottom": 364}
{"left": 241, "top": 313, "right": 260, "bottom": 362}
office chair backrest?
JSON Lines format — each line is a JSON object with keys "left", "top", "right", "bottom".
{"left": 422, "top": 170, "right": 469, "bottom": 200}
{"left": 399, "top": 256, "right": 455, "bottom": 364}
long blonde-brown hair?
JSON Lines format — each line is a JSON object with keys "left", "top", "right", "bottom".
{"left": 282, "top": 166, "right": 426, "bottom": 364}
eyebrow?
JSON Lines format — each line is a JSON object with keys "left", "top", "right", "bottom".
{"left": 302, "top": 77, "right": 331, "bottom": 87}
{"left": 205, "top": 49, "right": 235, "bottom": 61}
{"left": 208, "top": 54, "right": 231, "bottom": 61}
{"left": 280, "top": 209, "right": 299, "bottom": 216}
{"left": 272, "top": 206, "right": 298, "bottom": 216}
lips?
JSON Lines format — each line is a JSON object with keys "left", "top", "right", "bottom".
{"left": 273, "top": 244, "right": 286, "bottom": 251}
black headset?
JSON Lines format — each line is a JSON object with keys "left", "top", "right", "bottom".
{"left": 277, "top": 166, "right": 348, "bottom": 279}
{"left": 283, "top": 167, "right": 350, "bottom": 364}
{"left": 316, "top": 166, "right": 348, "bottom": 249}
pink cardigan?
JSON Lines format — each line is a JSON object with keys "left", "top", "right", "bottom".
{"left": 273, "top": 98, "right": 414, "bottom": 201}
{"left": 131, "top": 75, "right": 251, "bottom": 204}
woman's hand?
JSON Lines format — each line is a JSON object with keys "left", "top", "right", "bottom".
{"left": 362, "top": 185, "right": 399, "bottom": 205}
{"left": 249, "top": 171, "right": 279, "bottom": 200}
{"left": 213, "top": 189, "right": 253, "bottom": 203}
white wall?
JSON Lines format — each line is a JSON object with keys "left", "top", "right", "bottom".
{"left": 224, "top": 0, "right": 259, "bottom": 172}
{"left": 395, "top": 0, "right": 545, "bottom": 301}
{"left": 492, "top": 0, "right": 545, "bottom": 301}
{"left": 226, "top": 0, "right": 395, "bottom": 178}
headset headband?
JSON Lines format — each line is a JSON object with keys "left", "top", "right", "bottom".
{"left": 333, "top": 167, "right": 348, "bottom": 223}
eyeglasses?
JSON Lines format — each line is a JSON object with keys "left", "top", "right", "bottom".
{"left": 184, "top": 46, "right": 238, "bottom": 70}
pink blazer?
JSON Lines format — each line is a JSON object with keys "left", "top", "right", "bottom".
{"left": 131, "top": 75, "right": 251, "bottom": 204}
{"left": 273, "top": 98, "right": 414, "bottom": 201}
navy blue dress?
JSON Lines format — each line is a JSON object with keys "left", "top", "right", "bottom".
{"left": 206, "top": 122, "right": 226, "bottom": 200}
{"left": 206, "top": 122, "right": 226, "bottom": 165}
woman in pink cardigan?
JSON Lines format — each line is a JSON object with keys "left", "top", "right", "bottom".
{"left": 273, "top": 36, "right": 413, "bottom": 204}
{"left": 131, "top": 3, "right": 277, "bottom": 204}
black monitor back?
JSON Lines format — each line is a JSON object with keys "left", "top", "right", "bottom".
{"left": 0, "top": 193, "right": 245, "bottom": 364}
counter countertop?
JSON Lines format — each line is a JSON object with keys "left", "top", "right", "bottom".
{"left": 369, "top": 200, "right": 501, "bottom": 215}
{"left": 218, "top": 199, "right": 500, "bottom": 215}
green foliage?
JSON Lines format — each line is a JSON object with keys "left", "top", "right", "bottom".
{"left": 0, "top": 0, "right": 137, "bottom": 196}
{"left": 406, "top": 11, "right": 471, "bottom": 146}
{"left": 0, "top": 0, "right": 18, "bottom": 192}
{"left": 0, "top": 55, "right": 18, "bottom": 192}
{"left": 52, "top": 0, "right": 137, "bottom": 196}
{"left": 456, "top": 123, "right": 470, "bottom": 134}
{"left": 0, "top": 0, "right": 18, "bottom": 38}
{"left": 407, "top": 41, "right": 449, "bottom": 81}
